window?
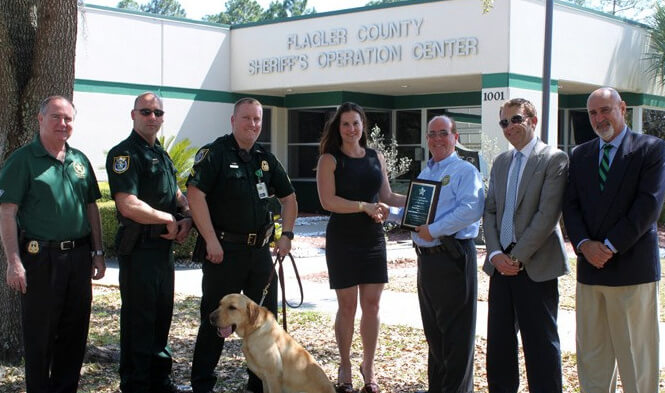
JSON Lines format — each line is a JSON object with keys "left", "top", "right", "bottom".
{"left": 287, "top": 107, "right": 335, "bottom": 179}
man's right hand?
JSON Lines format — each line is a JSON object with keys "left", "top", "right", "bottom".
{"left": 579, "top": 240, "right": 613, "bottom": 268}
{"left": 206, "top": 238, "right": 224, "bottom": 264}
{"left": 6, "top": 260, "right": 27, "bottom": 294}
{"left": 490, "top": 253, "right": 520, "bottom": 276}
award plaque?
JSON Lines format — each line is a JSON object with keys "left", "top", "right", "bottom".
{"left": 401, "top": 179, "right": 441, "bottom": 231}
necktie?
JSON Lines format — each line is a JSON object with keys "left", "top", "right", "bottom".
{"left": 599, "top": 144, "right": 612, "bottom": 192}
{"left": 500, "top": 152, "right": 523, "bottom": 249}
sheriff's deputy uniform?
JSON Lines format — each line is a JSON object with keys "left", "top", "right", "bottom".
{"left": 106, "top": 130, "right": 180, "bottom": 393}
{"left": 0, "top": 135, "right": 101, "bottom": 392}
{"left": 188, "top": 134, "right": 295, "bottom": 393}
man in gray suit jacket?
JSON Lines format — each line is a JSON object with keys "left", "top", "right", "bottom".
{"left": 483, "top": 98, "right": 569, "bottom": 393}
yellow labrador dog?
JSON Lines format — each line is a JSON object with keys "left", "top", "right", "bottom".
{"left": 210, "top": 293, "right": 335, "bottom": 393}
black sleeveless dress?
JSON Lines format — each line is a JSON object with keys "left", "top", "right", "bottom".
{"left": 325, "top": 148, "right": 388, "bottom": 289}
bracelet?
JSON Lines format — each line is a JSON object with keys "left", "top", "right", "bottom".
{"left": 91, "top": 250, "right": 104, "bottom": 257}
{"left": 358, "top": 201, "right": 363, "bottom": 212}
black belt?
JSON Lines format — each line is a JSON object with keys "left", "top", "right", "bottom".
{"left": 26, "top": 236, "right": 90, "bottom": 251}
{"left": 216, "top": 229, "right": 271, "bottom": 247}
{"left": 414, "top": 244, "right": 447, "bottom": 256}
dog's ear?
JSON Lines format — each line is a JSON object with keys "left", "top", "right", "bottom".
{"left": 248, "top": 301, "right": 260, "bottom": 326}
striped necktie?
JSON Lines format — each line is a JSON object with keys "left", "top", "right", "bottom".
{"left": 599, "top": 144, "right": 612, "bottom": 192}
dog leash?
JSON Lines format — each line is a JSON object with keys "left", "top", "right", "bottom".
{"left": 259, "top": 252, "right": 304, "bottom": 332}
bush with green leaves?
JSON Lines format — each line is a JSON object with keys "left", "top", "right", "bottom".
{"left": 158, "top": 135, "right": 198, "bottom": 191}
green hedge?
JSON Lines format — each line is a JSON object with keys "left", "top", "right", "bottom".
{"left": 98, "top": 200, "right": 197, "bottom": 260}
{"left": 98, "top": 181, "right": 112, "bottom": 202}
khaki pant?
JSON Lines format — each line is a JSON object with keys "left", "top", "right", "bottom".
{"left": 576, "top": 282, "right": 659, "bottom": 393}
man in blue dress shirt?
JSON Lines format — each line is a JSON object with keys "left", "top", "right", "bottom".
{"left": 412, "top": 115, "right": 484, "bottom": 393}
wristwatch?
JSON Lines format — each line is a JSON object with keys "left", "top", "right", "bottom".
{"left": 509, "top": 254, "right": 524, "bottom": 270}
{"left": 281, "top": 231, "right": 294, "bottom": 240}
{"left": 91, "top": 250, "right": 104, "bottom": 257}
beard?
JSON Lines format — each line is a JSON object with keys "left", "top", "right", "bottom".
{"left": 593, "top": 123, "right": 615, "bottom": 141}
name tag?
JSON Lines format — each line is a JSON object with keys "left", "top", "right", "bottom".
{"left": 256, "top": 182, "right": 269, "bottom": 199}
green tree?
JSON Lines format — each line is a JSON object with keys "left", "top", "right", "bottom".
{"left": 0, "top": 0, "right": 78, "bottom": 362}
{"left": 646, "top": 4, "right": 665, "bottom": 86}
{"left": 564, "top": 0, "right": 656, "bottom": 21}
{"left": 116, "top": 0, "right": 140, "bottom": 11}
{"left": 365, "top": 0, "right": 406, "bottom": 6}
{"left": 262, "top": 0, "right": 316, "bottom": 20}
{"left": 141, "top": 0, "right": 186, "bottom": 17}
{"left": 117, "top": 0, "right": 187, "bottom": 18}
{"left": 204, "top": 0, "right": 263, "bottom": 24}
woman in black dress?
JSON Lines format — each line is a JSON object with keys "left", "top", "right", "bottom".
{"left": 316, "top": 102, "right": 405, "bottom": 393}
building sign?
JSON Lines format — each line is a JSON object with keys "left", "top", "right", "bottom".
{"left": 248, "top": 18, "right": 478, "bottom": 75}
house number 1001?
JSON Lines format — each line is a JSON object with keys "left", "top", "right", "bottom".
{"left": 483, "top": 91, "right": 505, "bottom": 101}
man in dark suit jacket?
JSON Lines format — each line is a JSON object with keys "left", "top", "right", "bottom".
{"left": 563, "top": 87, "right": 665, "bottom": 393}
{"left": 483, "top": 98, "right": 569, "bottom": 393}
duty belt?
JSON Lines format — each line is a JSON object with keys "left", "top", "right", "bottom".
{"left": 215, "top": 228, "right": 272, "bottom": 247}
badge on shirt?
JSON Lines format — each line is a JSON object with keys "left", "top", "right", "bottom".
{"left": 256, "top": 182, "right": 269, "bottom": 199}
{"left": 261, "top": 160, "right": 270, "bottom": 172}
{"left": 442, "top": 175, "right": 451, "bottom": 186}
{"left": 27, "top": 240, "right": 39, "bottom": 255}
{"left": 72, "top": 162, "right": 86, "bottom": 178}
{"left": 195, "top": 149, "right": 209, "bottom": 164}
{"left": 229, "top": 163, "right": 239, "bottom": 169}
{"left": 113, "top": 156, "right": 130, "bottom": 174}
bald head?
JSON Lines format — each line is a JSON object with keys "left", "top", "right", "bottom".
{"left": 586, "top": 87, "right": 626, "bottom": 142}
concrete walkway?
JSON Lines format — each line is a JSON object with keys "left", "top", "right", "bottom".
{"left": 96, "top": 216, "right": 665, "bottom": 365}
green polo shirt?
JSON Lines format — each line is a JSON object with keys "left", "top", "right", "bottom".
{"left": 0, "top": 136, "right": 101, "bottom": 240}
{"left": 106, "top": 130, "right": 178, "bottom": 215}
{"left": 187, "top": 134, "right": 294, "bottom": 234}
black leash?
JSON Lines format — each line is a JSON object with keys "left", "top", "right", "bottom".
{"left": 258, "top": 252, "right": 303, "bottom": 332}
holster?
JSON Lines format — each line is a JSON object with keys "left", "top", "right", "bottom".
{"left": 116, "top": 218, "right": 143, "bottom": 256}
{"left": 439, "top": 236, "right": 464, "bottom": 260}
{"left": 191, "top": 234, "right": 206, "bottom": 262}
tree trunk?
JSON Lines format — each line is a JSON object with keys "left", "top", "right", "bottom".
{"left": 0, "top": 0, "right": 77, "bottom": 364}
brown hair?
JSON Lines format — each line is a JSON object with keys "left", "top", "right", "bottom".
{"left": 500, "top": 98, "right": 537, "bottom": 118}
{"left": 319, "top": 102, "right": 368, "bottom": 155}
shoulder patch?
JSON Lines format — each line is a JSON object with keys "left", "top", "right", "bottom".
{"left": 195, "top": 149, "right": 209, "bottom": 164}
{"left": 113, "top": 156, "right": 130, "bottom": 174}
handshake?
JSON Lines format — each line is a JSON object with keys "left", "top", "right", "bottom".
{"left": 359, "top": 201, "right": 390, "bottom": 223}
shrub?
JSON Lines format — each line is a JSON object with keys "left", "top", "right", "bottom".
{"left": 98, "top": 181, "right": 112, "bottom": 202}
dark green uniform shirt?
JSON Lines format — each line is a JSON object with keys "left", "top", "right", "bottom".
{"left": 106, "top": 130, "right": 179, "bottom": 215}
{"left": 0, "top": 136, "right": 101, "bottom": 240}
{"left": 187, "top": 134, "right": 294, "bottom": 233}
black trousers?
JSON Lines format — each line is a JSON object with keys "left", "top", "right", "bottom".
{"left": 118, "top": 242, "right": 175, "bottom": 393}
{"left": 486, "top": 271, "right": 561, "bottom": 393}
{"left": 21, "top": 244, "right": 92, "bottom": 393}
{"left": 417, "top": 238, "right": 477, "bottom": 393}
{"left": 190, "top": 244, "right": 277, "bottom": 393}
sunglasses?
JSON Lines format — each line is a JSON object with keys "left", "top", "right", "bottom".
{"left": 499, "top": 114, "right": 527, "bottom": 129}
{"left": 136, "top": 108, "right": 165, "bottom": 117}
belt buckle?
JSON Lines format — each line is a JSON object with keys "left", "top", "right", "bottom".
{"left": 247, "top": 233, "right": 257, "bottom": 246}
{"left": 60, "top": 240, "right": 74, "bottom": 250}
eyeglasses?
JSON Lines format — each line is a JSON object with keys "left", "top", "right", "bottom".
{"left": 135, "top": 108, "right": 165, "bottom": 117}
{"left": 499, "top": 114, "right": 527, "bottom": 129}
{"left": 426, "top": 130, "right": 452, "bottom": 138}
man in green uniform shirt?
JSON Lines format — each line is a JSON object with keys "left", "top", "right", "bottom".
{"left": 188, "top": 97, "right": 297, "bottom": 393}
{"left": 0, "top": 96, "right": 105, "bottom": 393}
{"left": 106, "top": 92, "right": 192, "bottom": 393}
